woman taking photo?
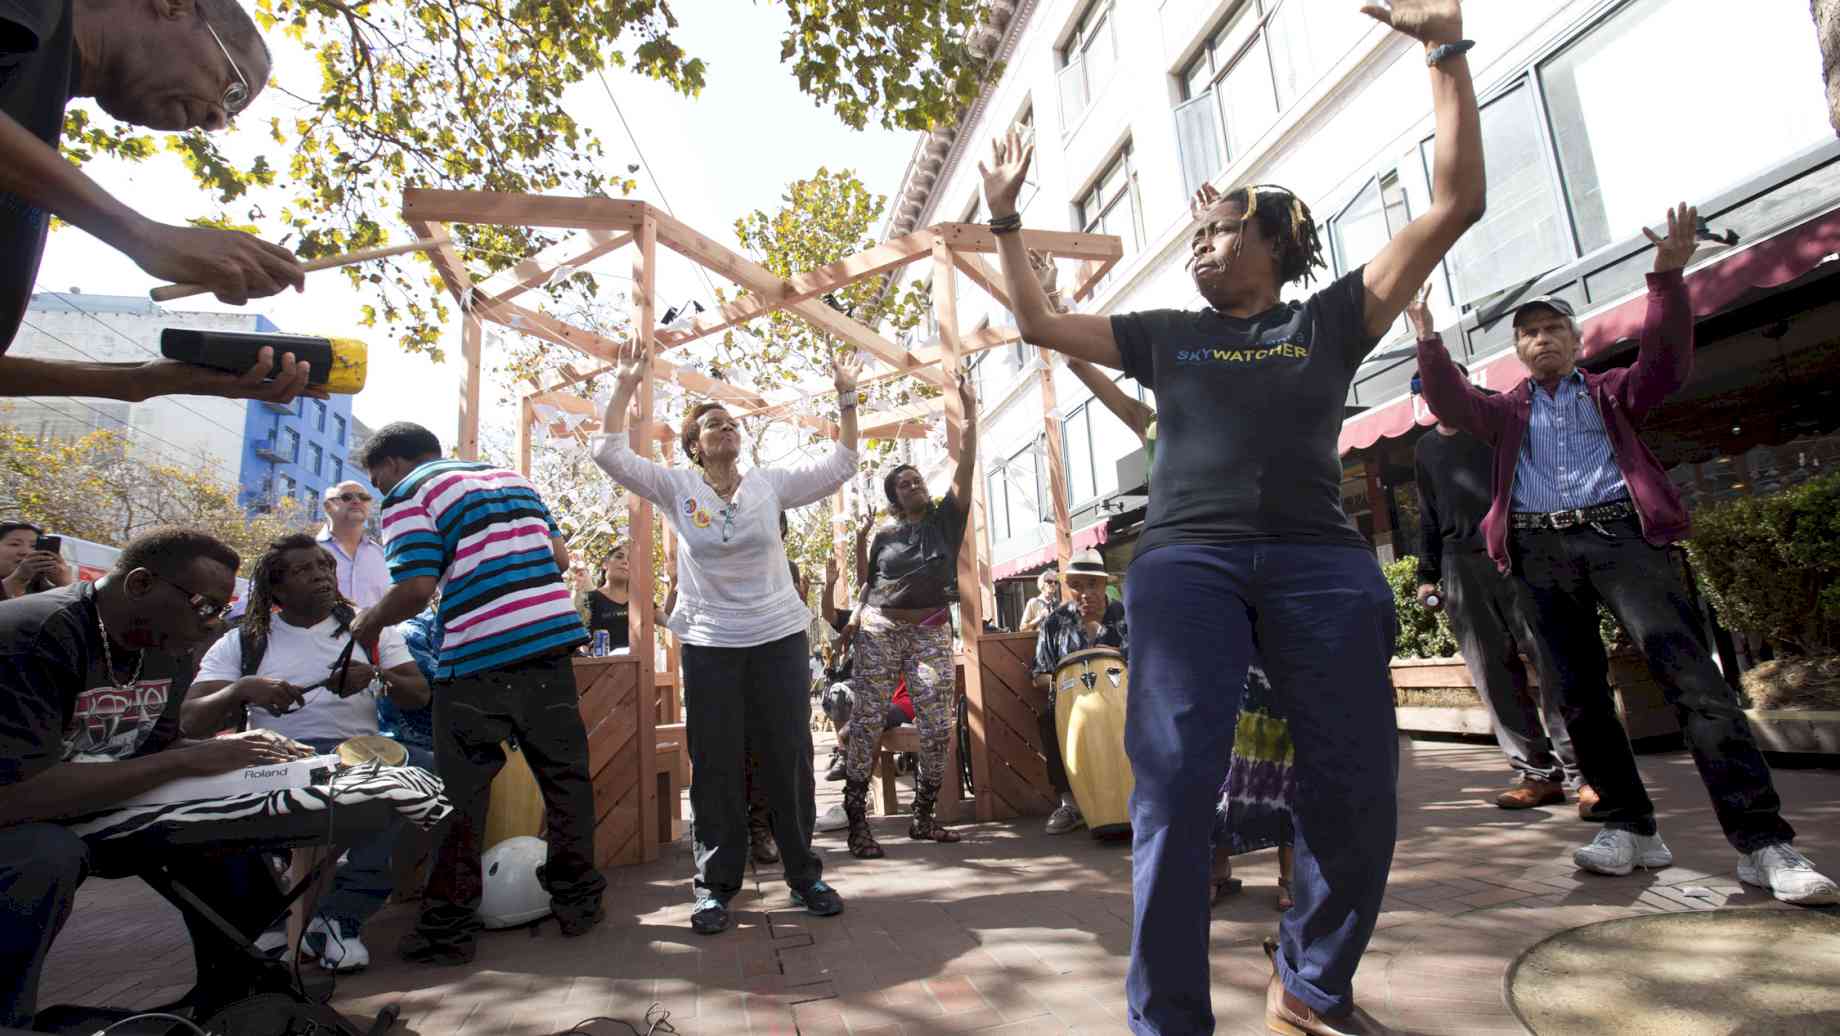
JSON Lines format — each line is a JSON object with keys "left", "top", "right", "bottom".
{"left": 839, "top": 374, "right": 978, "bottom": 858}
{"left": 593, "top": 338, "right": 861, "bottom": 937}
{"left": 977, "top": 2, "right": 1483, "bottom": 1029}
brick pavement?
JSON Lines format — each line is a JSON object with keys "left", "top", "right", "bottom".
{"left": 34, "top": 738, "right": 1840, "bottom": 1035}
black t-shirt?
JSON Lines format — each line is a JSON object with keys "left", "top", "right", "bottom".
{"left": 862, "top": 492, "right": 971, "bottom": 610}
{"left": 0, "top": 582, "right": 194, "bottom": 787}
{"left": 0, "top": 0, "right": 77, "bottom": 351}
{"left": 1111, "top": 267, "right": 1378, "bottom": 558}
{"left": 1412, "top": 428, "right": 1496, "bottom": 585}
{"left": 584, "top": 590, "right": 631, "bottom": 651}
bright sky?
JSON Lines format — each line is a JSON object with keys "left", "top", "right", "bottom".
{"left": 33, "top": 3, "right": 917, "bottom": 450}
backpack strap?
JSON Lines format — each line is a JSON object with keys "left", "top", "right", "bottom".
{"left": 235, "top": 626, "right": 267, "bottom": 732}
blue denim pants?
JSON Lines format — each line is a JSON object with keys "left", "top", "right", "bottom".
{"left": 1123, "top": 543, "right": 1399, "bottom": 1033}
{"left": 298, "top": 737, "right": 437, "bottom": 928}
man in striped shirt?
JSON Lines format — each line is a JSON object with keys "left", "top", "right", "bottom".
{"left": 1414, "top": 205, "right": 1835, "bottom": 907}
{"left": 351, "top": 422, "right": 603, "bottom": 964}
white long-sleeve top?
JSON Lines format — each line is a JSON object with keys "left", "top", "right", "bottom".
{"left": 592, "top": 435, "right": 858, "bottom": 648}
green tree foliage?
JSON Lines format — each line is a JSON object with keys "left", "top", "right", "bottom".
{"left": 0, "top": 425, "right": 309, "bottom": 573}
{"left": 1382, "top": 556, "right": 1458, "bottom": 659}
{"left": 63, "top": 2, "right": 994, "bottom": 356}
{"left": 1686, "top": 470, "right": 1840, "bottom": 655}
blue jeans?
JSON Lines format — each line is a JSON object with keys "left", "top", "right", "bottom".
{"left": 299, "top": 737, "right": 437, "bottom": 928}
{"left": 1123, "top": 543, "right": 1398, "bottom": 1033}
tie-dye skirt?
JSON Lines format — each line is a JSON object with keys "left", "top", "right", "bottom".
{"left": 1212, "top": 666, "right": 1295, "bottom": 855}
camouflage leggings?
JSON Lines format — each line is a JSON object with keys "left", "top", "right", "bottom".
{"left": 844, "top": 606, "right": 955, "bottom": 787}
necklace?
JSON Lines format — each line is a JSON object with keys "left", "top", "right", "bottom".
{"left": 701, "top": 468, "right": 741, "bottom": 501}
{"left": 96, "top": 607, "right": 146, "bottom": 690}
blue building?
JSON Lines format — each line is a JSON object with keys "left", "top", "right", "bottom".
{"left": 238, "top": 392, "right": 377, "bottom": 521}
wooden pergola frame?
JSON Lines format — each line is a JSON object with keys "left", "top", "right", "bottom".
{"left": 403, "top": 187, "right": 1121, "bottom": 823}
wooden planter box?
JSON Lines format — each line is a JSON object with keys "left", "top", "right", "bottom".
{"left": 1388, "top": 651, "right": 1681, "bottom": 742}
{"left": 575, "top": 656, "right": 659, "bottom": 869}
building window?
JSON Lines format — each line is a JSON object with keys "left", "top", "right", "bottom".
{"left": 278, "top": 474, "right": 296, "bottom": 501}
{"left": 314, "top": 399, "right": 328, "bottom": 432}
{"left": 334, "top": 414, "right": 347, "bottom": 445}
{"left": 1540, "top": 0, "right": 1831, "bottom": 256}
{"left": 1076, "top": 144, "right": 1142, "bottom": 292}
{"left": 307, "top": 442, "right": 323, "bottom": 477}
{"left": 1057, "top": 2, "right": 1116, "bottom": 131}
{"left": 987, "top": 443, "right": 1045, "bottom": 544}
{"left": 281, "top": 426, "right": 301, "bottom": 463}
{"left": 1427, "top": 84, "right": 1572, "bottom": 305}
{"left": 330, "top": 457, "right": 343, "bottom": 484}
{"left": 1327, "top": 171, "right": 1412, "bottom": 338}
{"left": 1014, "top": 106, "right": 1040, "bottom": 217}
{"left": 304, "top": 486, "right": 319, "bottom": 506}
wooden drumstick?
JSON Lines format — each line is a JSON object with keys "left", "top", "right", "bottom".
{"left": 148, "top": 238, "right": 438, "bottom": 303}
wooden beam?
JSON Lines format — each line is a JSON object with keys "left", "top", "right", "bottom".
{"left": 934, "top": 222, "right": 1123, "bottom": 262}
{"left": 1072, "top": 253, "right": 1121, "bottom": 303}
{"left": 629, "top": 214, "right": 660, "bottom": 864}
{"left": 457, "top": 314, "right": 482, "bottom": 460}
{"left": 949, "top": 250, "right": 1012, "bottom": 311}
{"left": 403, "top": 188, "right": 646, "bottom": 232}
{"left": 516, "top": 397, "right": 533, "bottom": 477}
{"left": 404, "top": 220, "right": 478, "bottom": 307}
{"left": 1037, "top": 350, "right": 1073, "bottom": 574}
{"left": 656, "top": 229, "right": 939, "bottom": 349}
{"left": 475, "top": 229, "right": 633, "bottom": 306}
{"left": 934, "top": 242, "right": 986, "bottom": 826}
{"left": 650, "top": 211, "right": 948, "bottom": 388}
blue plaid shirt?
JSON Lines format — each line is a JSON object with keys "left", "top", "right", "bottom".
{"left": 1511, "top": 371, "right": 1628, "bottom": 512}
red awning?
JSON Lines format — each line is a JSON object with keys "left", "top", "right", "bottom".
{"left": 989, "top": 520, "right": 1111, "bottom": 581}
{"left": 1336, "top": 204, "right": 1840, "bottom": 455}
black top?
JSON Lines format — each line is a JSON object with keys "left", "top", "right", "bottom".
{"left": 1111, "top": 267, "right": 1378, "bottom": 559}
{"left": 0, "top": 0, "right": 77, "bottom": 350}
{"left": 0, "top": 582, "right": 193, "bottom": 787}
{"left": 862, "top": 492, "right": 970, "bottom": 610}
{"left": 1032, "top": 600, "right": 1129, "bottom": 677}
{"left": 1413, "top": 427, "right": 1497, "bottom": 585}
{"left": 584, "top": 590, "right": 631, "bottom": 651}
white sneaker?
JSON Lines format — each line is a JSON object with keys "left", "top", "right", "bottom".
{"left": 815, "top": 803, "right": 849, "bottom": 832}
{"left": 1738, "top": 843, "right": 1840, "bottom": 906}
{"left": 1574, "top": 827, "right": 1673, "bottom": 876}
{"left": 304, "top": 916, "right": 371, "bottom": 972}
{"left": 254, "top": 925, "right": 293, "bottom": 962}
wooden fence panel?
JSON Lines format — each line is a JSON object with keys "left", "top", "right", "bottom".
{"left": 969, "top": 633, "right": 1058, "bottom": 820}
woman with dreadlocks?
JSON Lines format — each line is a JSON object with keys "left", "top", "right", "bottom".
{"left": 979, "top": 5, "right": 1483, "bottom": 1031}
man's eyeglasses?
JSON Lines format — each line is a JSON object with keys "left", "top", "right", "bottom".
{"left": 201, "top": 16, "right": 252, "bottom": 116}
{"left": 331, "top": 492, "right": 372, "bottom": 504}
{"left": 154, "top": 572, "right": 234, "bottom": 621}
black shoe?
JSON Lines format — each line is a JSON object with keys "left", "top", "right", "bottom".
{"left": 557, "top": 902, "right": 605, "bottom": 938}
{"left": 690, "top": 897, "right": 730, "bottom": 935}
{"left": 790, "top": 880, "right": 844, "bottom": 917}
{"left": 750, "top": 826, "right": 781, "bottom": 865}
{"left": 397, "top": 930, "right": 476, "bottom": 966}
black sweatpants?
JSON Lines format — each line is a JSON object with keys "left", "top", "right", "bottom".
{"left": 681, "top": 631, "right": 819, "bottom": 901}
{"left": 417, "top": 651, "right": 607, "bottom": 946}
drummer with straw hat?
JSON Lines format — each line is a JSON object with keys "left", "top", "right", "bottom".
{"left": 1031, "top": 549, "right": 1128, "bottom": 835}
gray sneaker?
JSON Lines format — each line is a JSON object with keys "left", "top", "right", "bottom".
{"left": 1045, "top": 802, "right": 1085, "bottom": 835}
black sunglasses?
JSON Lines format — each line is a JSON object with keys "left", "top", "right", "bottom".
{"left": 332, "top": 492, "right": 372, "bottom": 503}
{"left": 153, "top": 572, "right": 233, "bottom": 621}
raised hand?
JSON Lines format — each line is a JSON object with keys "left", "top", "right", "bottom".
{"left": 1189, "top": 181, "right": 1224, "bottom": 224}
{"left": 1359, "top": 0, "right": 1464, "bottom": 45}
{"left": 1026, "top": 249, "right": 1059, "bottom": 294}
{"left": 977, "top": 129, "right": 1035, "bottom": 218}
{"left": 1644, "top": 203, "right": 1700, "bottom": 273}
{"left": 613, "top": 334, "right": 648, "bottom": 394}
{"left": 832, "top": 349, "right": 863, "bottom": 394}
{"left": 1404, "top": 282, "right": 1435, "bottom": 339}
{"left": 955, "top": 366, "right": 977, "bottom": 420}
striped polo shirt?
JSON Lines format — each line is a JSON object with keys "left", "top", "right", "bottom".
{"left": 379, "top": 460, "right": 587, "bottom": 678}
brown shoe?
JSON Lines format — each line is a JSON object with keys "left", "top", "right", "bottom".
{"left": 1265, "top": 972, "right": 1393, "bottom": 1035}
{"left": 1577, "top": 783, "right": 1606, "bottom": 820}
{"left": 1496, "top": 780, "right": 1565, "bottom": 809}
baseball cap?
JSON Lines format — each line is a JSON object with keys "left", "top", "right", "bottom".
{"left": 1510, "top": 294, "right": 1576, "bottom": 325}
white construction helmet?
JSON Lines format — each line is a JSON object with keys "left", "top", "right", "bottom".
{"left": 479, "top": 836, "right": 553, "bottom": 929}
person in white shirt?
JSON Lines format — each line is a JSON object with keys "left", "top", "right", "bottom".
{"left": 594, "top": 339, "right": 860, "bottom": 937}
{"left": 183, "top": 533, "right": 430, "bottom": 972}
{"left": 317, "top": 481, "right": 391, "bottom": 608}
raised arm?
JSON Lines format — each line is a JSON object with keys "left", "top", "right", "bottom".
{"left": 979, "top": 131, "right": 1122, "bottom": 367}
{"left": 950, "top": 369, "right": 980, "bottom": 503}
{"left": 1408, "top": 285, "right": 1504, "bottom": 443}
{"left": 1358, "top": 1, "right": 1486, "bottom": 341}
{"left": 592, "top": 337, "right": 683, "bottom": 510}
{"left": 1067, "top": 360, "right": 1154, "bottom": 441}
{"left": 1621, "top": 205, "right": 1698, "bottom": 414}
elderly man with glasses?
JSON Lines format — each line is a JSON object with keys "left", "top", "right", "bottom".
{"left": 318, "top": 480, "right": 390, "bottom": 609}
{"left": 0, "top": 0, "right": 313, "bottom": 402}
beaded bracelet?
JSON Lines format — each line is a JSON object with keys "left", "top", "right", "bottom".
{"left": 1426, "top": 39, "right": 1475, "bottom": 67}
{"left": 989, "top": 212, "right": 1023, "bottom": 235}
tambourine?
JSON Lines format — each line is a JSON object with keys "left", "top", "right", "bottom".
{"left": 336, "top": 734, "right": 409, "bottom": 768}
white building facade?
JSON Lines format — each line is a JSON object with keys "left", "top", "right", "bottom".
{"left": 882, "top": 0, "right": 1835, "bottom": 625}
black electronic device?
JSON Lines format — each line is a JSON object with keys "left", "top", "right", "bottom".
{"left": 34, "top": 534, "right": 61, "bottom": 555}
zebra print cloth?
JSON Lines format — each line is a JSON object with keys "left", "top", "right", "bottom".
{"left": 67, "top": 763, "right": 453, "bottom": 842}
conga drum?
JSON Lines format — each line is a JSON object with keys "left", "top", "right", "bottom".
{"left": 1053, "top": 646, "right": 1134, "bottom": 838}
{"left": 484, "top": 742, "right": 546, "bottom": 848}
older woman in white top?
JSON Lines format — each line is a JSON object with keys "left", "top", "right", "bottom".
{"left": 595, "top": 338, "right": 861, "bottom": 937}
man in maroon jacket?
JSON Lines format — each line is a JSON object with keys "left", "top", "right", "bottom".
{"left": 1414, "top": 205, "right": 1835, "bottom": 907}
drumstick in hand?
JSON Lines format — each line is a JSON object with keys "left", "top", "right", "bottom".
{"left": 149, "top": 239, "right": 439, "bottom": 303}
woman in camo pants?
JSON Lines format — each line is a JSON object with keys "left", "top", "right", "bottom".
{"left": 840, "top": 374, "right": 980, "bottom": 859}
